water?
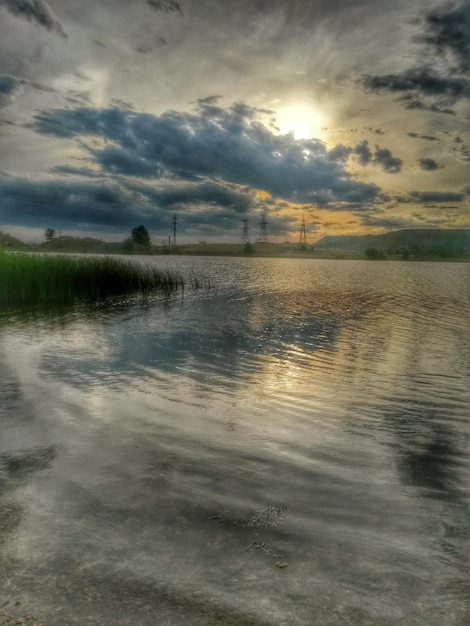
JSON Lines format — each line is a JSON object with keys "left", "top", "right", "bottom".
{"left": 1, "top": 257, "right": 469, "bottom": 625}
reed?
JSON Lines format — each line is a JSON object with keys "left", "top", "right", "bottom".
{"left": 0, "top": 251, "right": 185, "bottom": 304}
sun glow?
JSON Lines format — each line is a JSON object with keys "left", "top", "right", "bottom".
{"left": 275, "top": 103, "right": 325, "bottom": 140}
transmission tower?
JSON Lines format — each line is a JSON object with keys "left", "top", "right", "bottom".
{"left": 299, "top": 216, "right": 307, "bottom": 246}
{"left": 257, "top": 213, "right": 268, "bottom": 243}
{"left": 172, "top": 214, "right": 178, "bottom": 246}
{"left": 241, "top": 219, "right": 250, "bottom": 244}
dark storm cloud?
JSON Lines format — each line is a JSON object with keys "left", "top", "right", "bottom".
{"left": 0, "top": 177, "right": 140, "bottom": 229}
{"left": 34, "top": 101, "right": 380, "bottom": 208}
{"left": 0, "top": 0, "right": 67, "bottom": 38}
{"left": 360, "top": 1, "right": 470, "bottom": 113}
{"left": 0, "top": 169, "right": 257, "bottom": 233}
{"left": 126, "top": 179, "right": 255, "bottom": 214}
{"left": 418, "top": 158, "right": 440, "bottom": 171}
{"left": 409, "top": 191, "right": 465, "bottom": 203}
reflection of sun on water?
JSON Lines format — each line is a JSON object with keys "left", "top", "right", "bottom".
{"left": 275, "top": 103, "right": 325, "bottom": 140}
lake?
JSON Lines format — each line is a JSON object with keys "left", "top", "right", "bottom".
{"left": 1, "top": 257, "right": 469, "bottom": 625}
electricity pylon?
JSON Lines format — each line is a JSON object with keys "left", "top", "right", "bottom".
{"left": 299, "top": 216, "right": 307, "bottom": 245}
{"left": 241, "top": 219, "right": 250, "bottom": 244}
{"left": 257, "top": 213, "right": 268, "bottom": 243}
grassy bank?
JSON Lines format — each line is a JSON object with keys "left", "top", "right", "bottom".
{"left": 0, "top": 251, "right": 185, "bottom": 305}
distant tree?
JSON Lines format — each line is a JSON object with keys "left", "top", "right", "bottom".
{"left": 122, "top": 237, "right": 136, "bottom": 254}
{"left": 45, "top": 228, "right": 56, "bottom": 241}
{"left": 401, "top": 249, "right": 409, "bottom": 261}
{"left": 365, "top": 247, "right": 385, "bottom": 260}
{"left": 243, "top": 242, "right": 254, "bottom": 255}
{"left": 131, "top": 225, "right": 151, "bottom": 247}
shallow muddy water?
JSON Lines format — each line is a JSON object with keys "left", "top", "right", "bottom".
{"left": 1, "top": 257, "right": 469, "bottom": 625}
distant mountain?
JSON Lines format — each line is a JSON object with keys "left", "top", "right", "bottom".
{"left": 315, "top": 229, "right": 470, "bottom": 258}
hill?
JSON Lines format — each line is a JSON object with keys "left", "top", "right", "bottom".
{"left": 0, "top": 230, "right": 30, "bottom": 249}
{"left": 315, "top": 229, "right": 470, "bottom": 259}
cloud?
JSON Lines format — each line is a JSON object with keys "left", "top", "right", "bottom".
{"left": 147, "top": 0, "right": 183, "bottom": 16}
{"left": 407, "top": 132, "right": 440, "bottom": 141}
{"left": 350, "top": 140, "right": 402, "bottom": 172}
{"left": 360, "top": 1, "right": 470, "bottom": 113}
{"left": 418, "top": 158, "right": 440, "bottom": 171}
{"left": 373, "top": 146, "right": 402, "bottom": 173}
{"left": 362, "top": 69, "right": 470, "bottom": 106}
{"left": 0, "top": 0, "right": 67, "bottom": 38}
{"left": 353, "top": 139, "right": 372, "bottom": 166}
{"left": 0, "top": 173, "right": 259, "bottom": 235}
{"left": 0, "top": 74, "right": 21, "bottom": 107}
{"left": 417, "top": 1, "right": 470, "bottom": 72}
{"left": 409, "top": 191, "right": 465, "bottom": 203}
{"left": 136, "top": 37, "right": 167, "bottom": 54}
{"left": 0, "top": 73, "right": 57, "bottom": 109}
{"left": 34, "top": 101, "right": 380, "bottom": 208}
{"left": 0, "top": 176, "right": 138, "bottom": 230}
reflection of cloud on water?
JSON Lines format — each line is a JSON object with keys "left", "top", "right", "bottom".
{"left": 0, "top": 445, "right": 57, "bottom": 557}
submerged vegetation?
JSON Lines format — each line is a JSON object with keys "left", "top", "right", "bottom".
{"left": 0, "top": 251, "right": 185, "bottom": 305}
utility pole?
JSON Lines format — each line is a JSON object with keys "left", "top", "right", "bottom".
{"left": 241, "top": 219, "right": 250, "bottom": 244}
{"left": 299, "top": 216, "right": 307, "bottom": 246}
{"left": 172, "top": 214, "right": 177, "bottom": 246}
{"left": 257, "top": 213, "right": 268, "bottom": 243}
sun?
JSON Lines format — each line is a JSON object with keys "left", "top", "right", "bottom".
{"left": 275, "top": 103, "right": 324, "bottom": 140}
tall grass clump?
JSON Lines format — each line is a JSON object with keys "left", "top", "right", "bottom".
{"left": 0, "top": 251, "right": 185, "bottom": 305}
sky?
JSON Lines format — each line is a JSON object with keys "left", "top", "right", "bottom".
{"left": 0, "top": 0, "right": 469, "bottom": 244}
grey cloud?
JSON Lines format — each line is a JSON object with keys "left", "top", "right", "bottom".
{"left": 147, "top": 0, "right": 183, "bottom": 16}
{"left": 409, "top": 191, "right": 465, "bottom": 203}
{"left": 136, "top": 38, "right": 167, "bottom": 54}
{"left": 352, "top": 140, "right": 402, "bottom": 172}
{"left": 0, "top": 174, "right": 257, "bottom": 234}
{"left": 51, "top": 165, "right": 101, "bottom": 177}
{"left": 407, "top": 132, "right": 440, "bottom": 141}
{"left": 417, "top": 1, "right": 470, "bottom": 72}
{"left": 397, "top": 94, "right": 456, "bottom": 115}
{"left": 0, "top": 0, "right": 67, "bottom": 38}
{"left": 360, "top": 2, "right": 470, "bottom": 113}
{"left": 0, "top": 73, "right": 58, "bottom": 108}
{"left": 364, "top": 127, "right": 386, "bottom": 135}
{"left": 0, "top": 177, "right": 139, "bottom": 230}
{"left": 360, "top": 214, "right": 425, "bottom": 230}
{"left": 363, "top": 69, "right": 470, "bottom": 105}
{"left": 0, "top": 75, "right": 20, "bottom": 107}
{"left": 327, "top": 144, "right": 351, "bottom": 163}
{"left": 354, "top": 139, "right": 372, "bottom": 166}
{"left": 126, "top": 180, "right": 255, "bottom": 214}
{"left": 373, "top": 146, "right": 402, "bottom": 173}
{"left": 418, "top": 158, "right": 440, "bottom": 171}
{"left": 34, "top": 101, "right": 380, "bottom": 208}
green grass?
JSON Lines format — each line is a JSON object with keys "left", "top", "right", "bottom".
{"left": 0, "top": 251, "right": 185, "bottom": 305}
